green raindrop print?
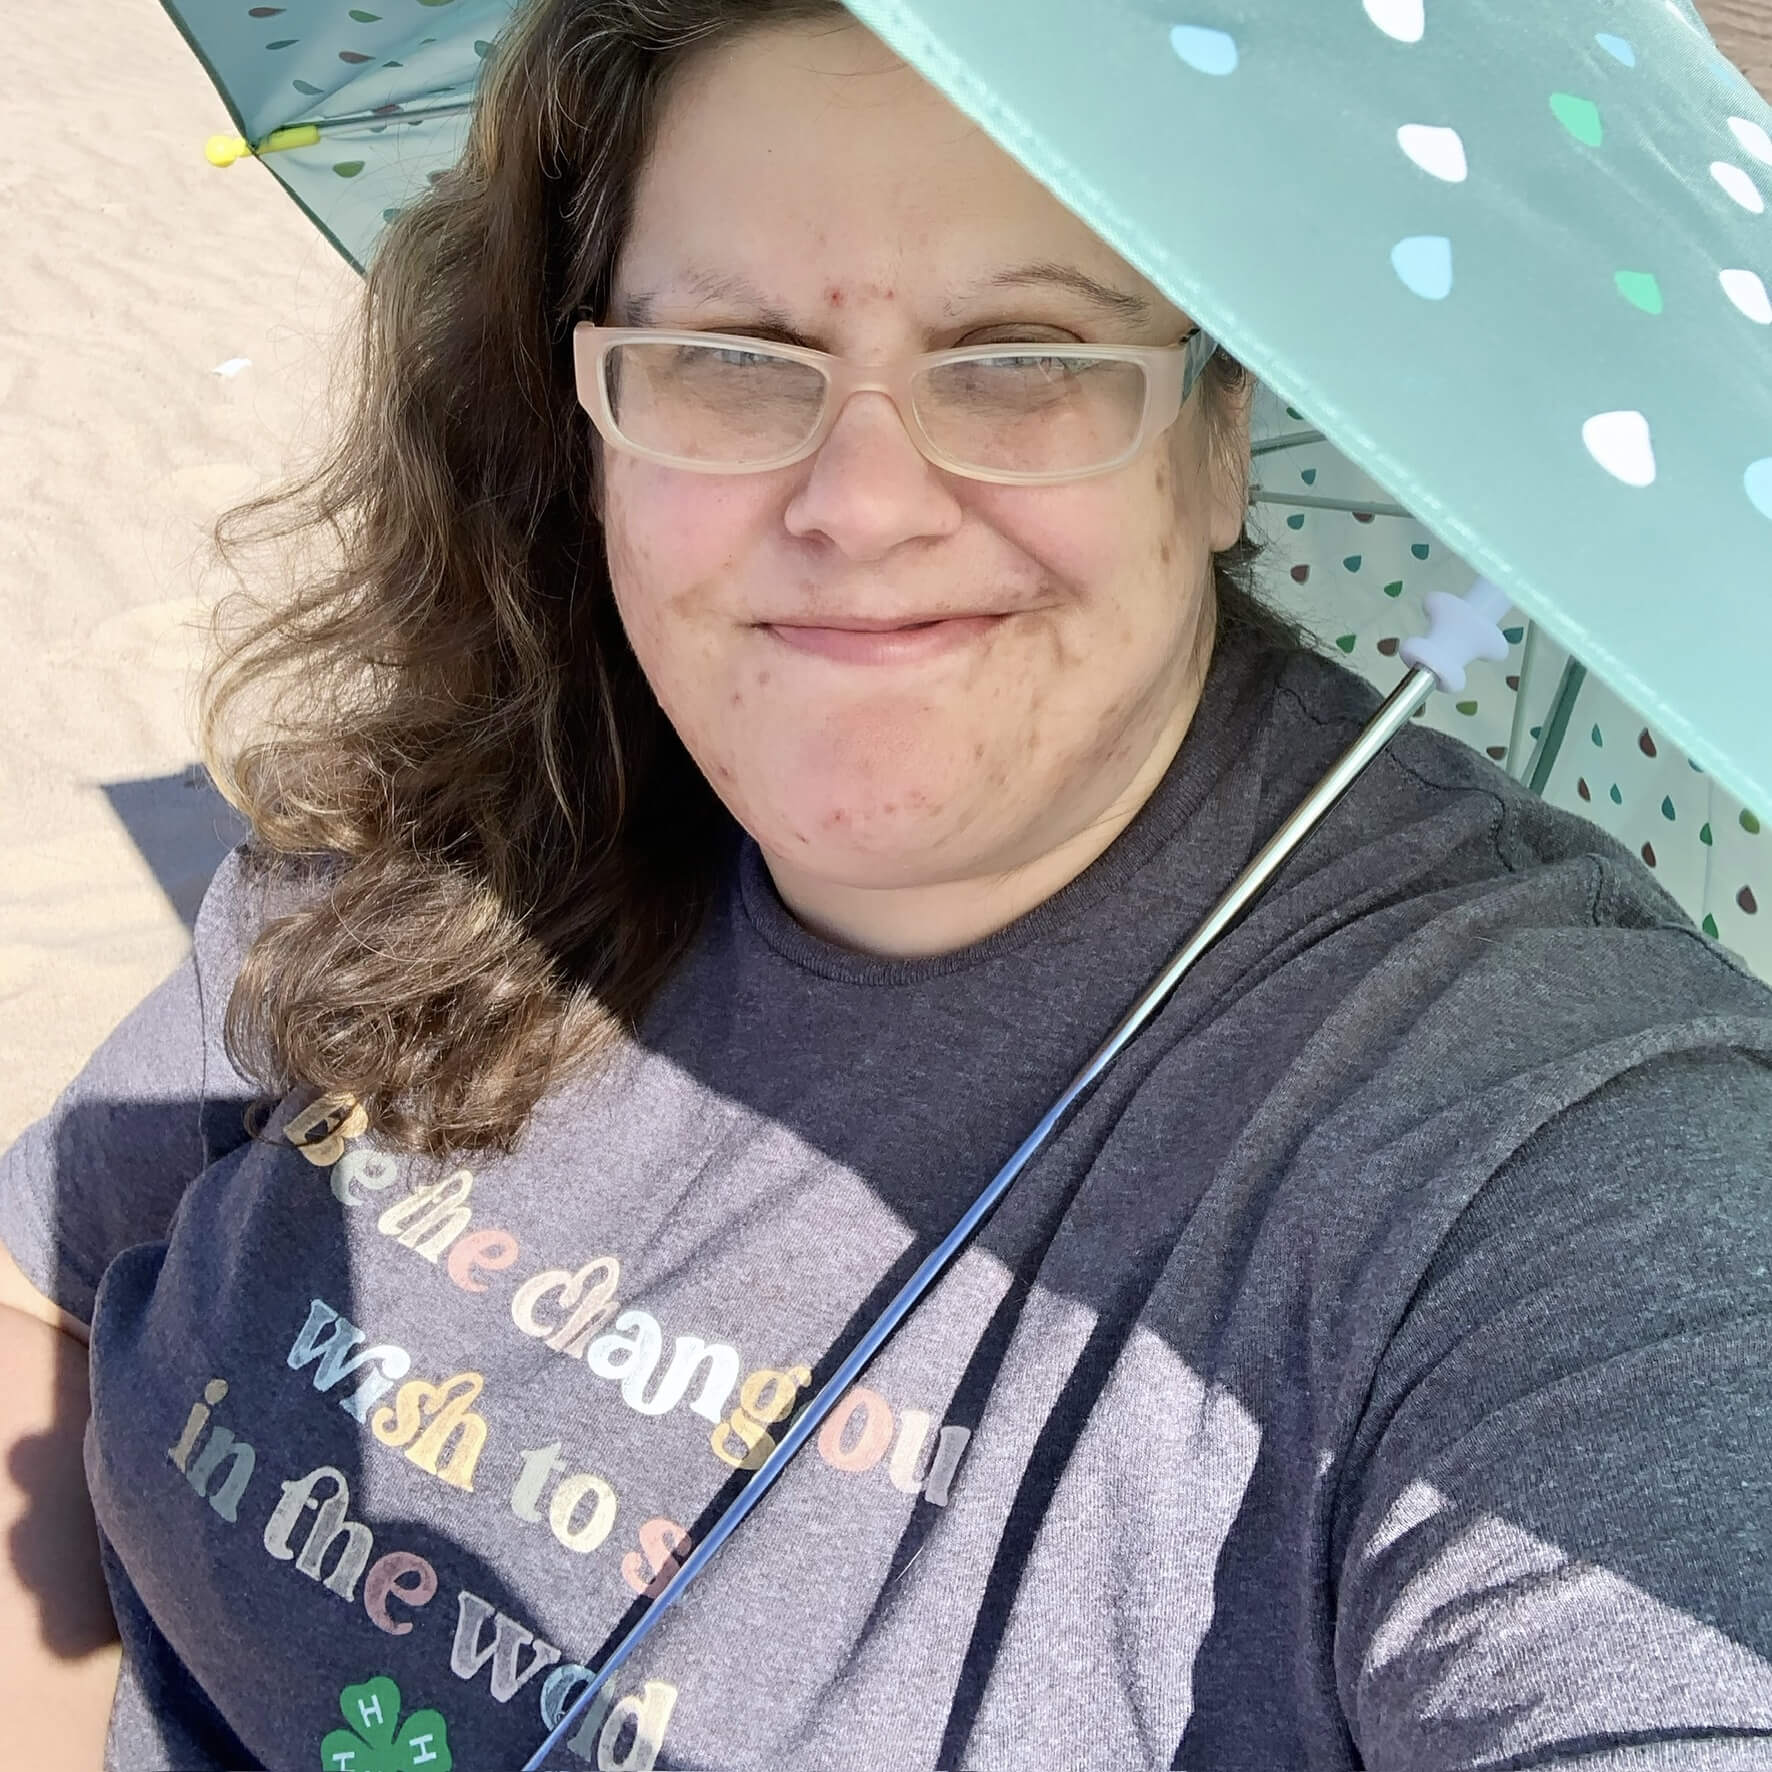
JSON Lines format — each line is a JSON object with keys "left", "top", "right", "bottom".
{"left": 1411, "top": 542, "right": 1430, "bottom": 560}
{"left": 1743, "top": 810, "right": 1763, "bottom": 835}
{"left": 1384, "top": 580, "right": 1404, "bottom": 598}
{"left": 1700, "top": 822, "right": 1714, "bottom": 846}
{"left": 1661, "top": 795, "right": 1676, "bottom": 820}
{"left": 1609, "top": 783, "right": 1624, "bottom": 804}
{"left": 333, "top": 160, "right": 366, "bottom": 178}
{"left": 1286, "top": 513, "right": 1306, "bottom": 530}
{"left": 1614, "top": 271, "right": 1663, "bottom": 314}
{"left": 1502, "top": 625, "right": 1524, "bottom": 644}
{"left": 1591, "top": 723, "right": 1604, "bottom": 747}
{"left": 1703, "top": 913, "right": 1720, "bottom": 939}
{"left": 1343, "top": 555, "right": 1363, "bottom": 572}
{"left": 1336, "top": 634, "right": 1358, "bottom": 653}
{"left": 1550, "top": 92, "right": 1604, "bottom": 146}
{"left": 1456, "top": 700, "right": 1479, "bottom": 716}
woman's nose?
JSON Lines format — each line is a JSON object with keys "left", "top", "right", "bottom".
{"left": 782, "top": 389, "right": 964, "bottom": 558}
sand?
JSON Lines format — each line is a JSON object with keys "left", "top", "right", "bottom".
{"left": 0, "top": 1, "right": 1766, "bottom": 1147}
{"left": 0, "top": 0, "right": 356, "bottom": 1143}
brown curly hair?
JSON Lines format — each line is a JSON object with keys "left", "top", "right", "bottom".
{"left": 201, "top": 0, "right": 1309, "bottom": 1160}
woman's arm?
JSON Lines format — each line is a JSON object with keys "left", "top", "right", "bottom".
{"left": 0, "top": 1238, "right": 120, "bottom": 1770}
{"left": 1334, "top": 1047, "right": 1772, "bottom": 1767}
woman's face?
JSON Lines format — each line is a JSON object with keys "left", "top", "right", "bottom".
{"left": 602, "top": 19, "right": 1249, "bottom": 914}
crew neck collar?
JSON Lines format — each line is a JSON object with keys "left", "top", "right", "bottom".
{"left": 736, "top": 623, "right": 1284, "bottom": 986}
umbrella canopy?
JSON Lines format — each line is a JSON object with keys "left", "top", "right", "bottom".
{"left": 167, "top": 0, "right": 497, "bottom": 268}
{"left": 171, "top": 0, "right": 1769, "bottom": 973}
{"left": 837, "top": 0, "right": 1772, "bottom": 807}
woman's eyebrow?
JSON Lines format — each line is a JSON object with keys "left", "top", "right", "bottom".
{"left": 616, "top": 269, "right": 798, "bottom": 331}
{"left": 947, "top": 262, "right": 1155, "bottom": 325}
{"left": 616, "top": 261, "right": 1154, "bottom": 328}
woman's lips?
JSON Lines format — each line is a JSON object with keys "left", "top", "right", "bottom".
{"left": 763, "top": 613, "right": 1007, "bottom": 664}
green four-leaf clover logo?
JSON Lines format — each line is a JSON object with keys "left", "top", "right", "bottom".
{"left": 320, "top": 1677, "right": 452, "bottom": 1771}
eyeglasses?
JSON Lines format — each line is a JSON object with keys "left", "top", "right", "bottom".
{"left": 571, "top": 324, "right": 1218, "bottom": 485}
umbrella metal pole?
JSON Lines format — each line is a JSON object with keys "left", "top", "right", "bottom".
{"left": 525, "top": 659, "right": 1443, "bottom": 1768}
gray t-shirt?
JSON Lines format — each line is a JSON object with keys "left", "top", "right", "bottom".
{"left": 5, "top": 629, "right": 1772, "bottom": 1772}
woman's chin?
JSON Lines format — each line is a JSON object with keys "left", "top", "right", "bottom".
{"left": 748, "top": 793, "right": 995, "bottom": 891}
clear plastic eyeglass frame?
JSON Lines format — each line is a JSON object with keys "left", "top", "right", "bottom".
{"left": 570, "top": 323, "right": 1219, "bottom": 486}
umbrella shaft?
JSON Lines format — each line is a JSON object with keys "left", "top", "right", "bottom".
{"left": 523, "top": 662, "right": 1440, "bottom": 1771}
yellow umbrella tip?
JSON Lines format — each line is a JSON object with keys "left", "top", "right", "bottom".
{"left": 205, "top": 133, "right": 249, "bottom": 168}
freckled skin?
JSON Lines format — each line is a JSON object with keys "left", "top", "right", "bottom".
{"left": 600, "top": 21, "right": 1250, "bottom": 955}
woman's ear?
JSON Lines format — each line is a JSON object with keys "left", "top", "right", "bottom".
{"left": 589, "top": 441, "right": 607, "bottom": 525}
{"left": 1207, "top": 373, "right": 1254, "bottom": 554}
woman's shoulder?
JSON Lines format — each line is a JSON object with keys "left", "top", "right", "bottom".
{"left": 1264, "top": 644, "right": 1754, "bottom": 975}
{"left": 190, "top": 843, "right": 347, "bottom": 985}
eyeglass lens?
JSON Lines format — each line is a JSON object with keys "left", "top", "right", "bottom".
{"left": 602, "top": 340, "right": 1149, "bottom": 475}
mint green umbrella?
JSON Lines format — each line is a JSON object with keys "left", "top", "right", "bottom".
{"left": 847, "top": 0, "right": 1772, "bottom": 804}
{"left": 838, "top": 0, "right": 1772, "bottom": 790}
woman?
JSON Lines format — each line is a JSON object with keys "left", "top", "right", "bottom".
{"left": 3, "top": 1, "right": 1770, "bottom": 1766}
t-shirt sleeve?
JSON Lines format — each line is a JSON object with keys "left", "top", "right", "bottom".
{"left": 1334, "top": 1045, "right": 1772, "bottom": 1769}
{"left": 0, "top": 847, "right": 267, "bottom": 1325}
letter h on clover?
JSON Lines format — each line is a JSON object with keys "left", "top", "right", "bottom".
{"left": 321, "top": 1677, "right": 452, "bottom": 1771}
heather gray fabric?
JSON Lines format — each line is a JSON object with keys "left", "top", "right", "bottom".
{"left": 5, "top": 628, "right": 1772, "bottom": 1772}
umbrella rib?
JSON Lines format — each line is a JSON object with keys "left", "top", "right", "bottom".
{"left": 1251, "top": 428, "right": 1327, "bottom": 457}
{"left": 255, "top": 95, "right": 476, "bottom": 148}
{"left": 1249, "top": 489, "right": 1415, "bottom": 519}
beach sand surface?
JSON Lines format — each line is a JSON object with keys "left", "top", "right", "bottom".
{"left": 0, "top": 0, "right": 354, "bottom": 1144}
{"left": 0, "top": 2, "right": 1767, "bottom": 1146}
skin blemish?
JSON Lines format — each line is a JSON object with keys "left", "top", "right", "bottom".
{"left": 1159, "top": 539, "right": 1173, "bottom": 566}
{"left": 826, "top": 285, "right": 846, "bottom": 307}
